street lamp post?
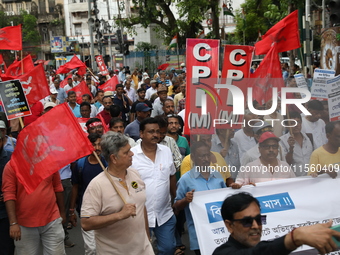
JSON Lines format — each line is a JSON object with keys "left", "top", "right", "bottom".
{"left": 88, "top": 0, "right": 96, "bottom": 71}
{"left": 96, "top": 19, "right": 113, "bottom": 68}
{"left": 81, "top": 36, "right": 85, "bottom": 62}
{"left": 107, "top": 24, "right": 112, "bottom": 70}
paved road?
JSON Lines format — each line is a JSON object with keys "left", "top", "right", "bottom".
{"left": 66, "top": 215, "right": 195, "bottom": 255}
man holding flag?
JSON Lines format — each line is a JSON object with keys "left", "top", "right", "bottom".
{"left": 2, "top": 103, "right": 94, "bottom": 254}
{"left": 3, "top": 164, "right": 66, "bottom": 254}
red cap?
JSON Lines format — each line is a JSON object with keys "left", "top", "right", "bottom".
{"left": 259, "top": 132, "right": 280, "bottom": 143}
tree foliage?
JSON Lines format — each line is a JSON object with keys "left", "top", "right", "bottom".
{"left": 234, "top": 0, "right": 303, "bottom": 45}
{"left": 118, "top": 0, "right": 221, "bottom": 48}
{"left": 134, "top": 42, "right": 158, "bottom": 51}
{"left": 0, "top": 10, "right": 40, "bottom": 45}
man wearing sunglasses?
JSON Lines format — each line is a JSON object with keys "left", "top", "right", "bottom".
{"left": 233, "top": 132, "right": 295, "bottom": 187}
{"left": 213, "top": 192, "right": 340, "bottom": 255}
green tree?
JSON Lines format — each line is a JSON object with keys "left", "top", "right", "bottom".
{"left": 11, "top": 10, "right": 41, "bottom": 45}
{"left": 118, "top": 0, "right": 221, "bottom": 48}
{"left": 234, "top": 0, "right": 273, "bottom": 45}
{"left": 0, "top": 11, "right": 10, "bottom": 27}
{"left": 234, "top": 0, "right": 303, "bottom": 45}
{"left": 134, "top": 42, "right": 157, "bottom": 51}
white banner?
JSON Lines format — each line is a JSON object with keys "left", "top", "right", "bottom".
{"left": 190, "top": 175, "right": 340, "bottom": 255}
{"left": 311, "top": 69, "right": 335, "bottom": 100}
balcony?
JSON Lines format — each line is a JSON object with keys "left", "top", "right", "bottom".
{"left": 68, "top": 3, "right": 88, "bottom": 12}
{"left": 37, "top": 13, "right": 59, "bottom": 23}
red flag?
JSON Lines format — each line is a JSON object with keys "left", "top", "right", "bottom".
{"left": 77, "top": 117, "right": 90, "bottom": 133}
{"left": 255, "top": 10, "right": 300, "bottom": 55}
{"left": 77, "top": 66, "right": 87, "bottom": 76}
{"left": 18, "top": 64, "right": 50, "bottom": 105}
{"left": 5, "top": 54, "right": 34, "bottom": 77}
{"left": 0, "top": 54, "right": 7, "bottom": 71}
{"left": 10, "top": 103, "right": 94, "bottom": 194}
{"left": 96, "top": 113, "right": 109, "bottom": 133}
{"left": 157, "top": 63, "right": 169, "bottom": 70}
{"left": 56, "top": 55, "right": 87, "bottom": 75}
{"left": 69, "top": 81, "right": 92, "bottom": 104}
{"left": 251, "top": 46, "right": 284, "bottom": 104}
{"left": 0, "top": 25, "right": 22, "bottom": 51}
{"left": 60, "top": 74, "right": 73, "bottom": 88}
{"left": 98, "top": 76, "right": 119, "bottom": 92}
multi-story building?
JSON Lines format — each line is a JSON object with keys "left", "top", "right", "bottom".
{"left": 0, "top": 0, "right": 65, "bottom": 61}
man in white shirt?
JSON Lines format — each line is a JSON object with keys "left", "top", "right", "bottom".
{"left": 124, "top": 77, "right": 137, "bottom": 103}
{"left": 234, "top": 132, "right": 295, "bottom": 187}
{"left": 131, "top": 117, "right": 176, "bottom": 255}
{"left": 280, "top": 111, "right": 315, "bottom": 176}
{"left": 240, "top": 122, "right": 285, "bottom": 166}
{"left": 233, "top": 110, "right": 258, "bottom": 158}
{"left": 145, "top": 80, "right": 158, "bottom": 100}
{"left": 63, "top": 77, "right": 74, "bottom": 92}
{"left": 151, "top": 86, "right": 172, "bottom": 117}
{"left": 72, "top": 75, "right": 80, "bottom": 87}
{"left": 301, "top": 100, "right": 327, "bottom": 149}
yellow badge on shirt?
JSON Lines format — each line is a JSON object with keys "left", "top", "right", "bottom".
{"left": 131, "top": 181, "right": 138, "bottom": 189}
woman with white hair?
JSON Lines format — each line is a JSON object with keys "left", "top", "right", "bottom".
{"left": 81, "top": 132, "right": 154, "bottom": 255}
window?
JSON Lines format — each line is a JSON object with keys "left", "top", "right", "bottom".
{"left": 6, "top": 3, "right": 13, "bottom": 12}
{"left": 74, "top": 23, "right": 82, "bottom": 35}
{"left": 48, "top": 0, "right": 55, "bottom": 13}
{"left": 25, "top": 2, "right": 31, "bottom": 12}
{"left": 17, "top": 3, "right": 23, "bottom": 12}
{"left": 38, "top": 0, "right": 46, "bottom": 14}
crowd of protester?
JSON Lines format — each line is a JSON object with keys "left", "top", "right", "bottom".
{"left": 0, "top": 62, "right": 339, "bottom": 255}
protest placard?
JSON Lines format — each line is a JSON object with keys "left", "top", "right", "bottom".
{"left": 326, "top": 75, "right": 340, "bottom": 121}
{"left": 311, "top": 69, "right": 335, "bottom": 100}
{"left": 0, "top": 79, "right": 31, "bottom": 120}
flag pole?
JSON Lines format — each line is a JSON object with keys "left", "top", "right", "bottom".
{"left": 19, "top": 117, "right": 24, "bottom": 129}
{"left": 21, "top": 51, "right": 24, "bottom": 75}
{"left": 93, "top": 151, "right": 127, "bottom": 204}
{"left": 176, "top": 34, "right": 180, "bottom": 69}
{"left": 86, "top": 68, "right": 99, "bottom": 82}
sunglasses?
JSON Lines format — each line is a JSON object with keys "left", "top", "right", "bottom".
{"left": 167, "top": 114, "right": 178, "bottom": 118}
{"left": 232, "top": 214, "right": 267, "bottom": 228}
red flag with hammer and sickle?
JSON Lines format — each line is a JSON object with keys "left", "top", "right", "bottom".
{"left": 0, "top": 25, "right": 22, "bottom": 51}
{"left": 69, "top": 80, "right": 92, "bottom": 104}
{"left": 255, "top": 11, "right": 300, "bottom": 55}
{"left": 251, "top": 45, "right": 284, "bottom": 105}
{"left": 10, "top": 103, "right": 94, "bottom": 194}
{"left": 5, "top": 54, "right": 34, "bottom": 77}
{"left": 19, "top": 64, "right": 50, "bottom": 105}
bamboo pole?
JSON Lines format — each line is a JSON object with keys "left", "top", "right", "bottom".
{"left": 93, "top": 151, "right": 127, "bottom": 204}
